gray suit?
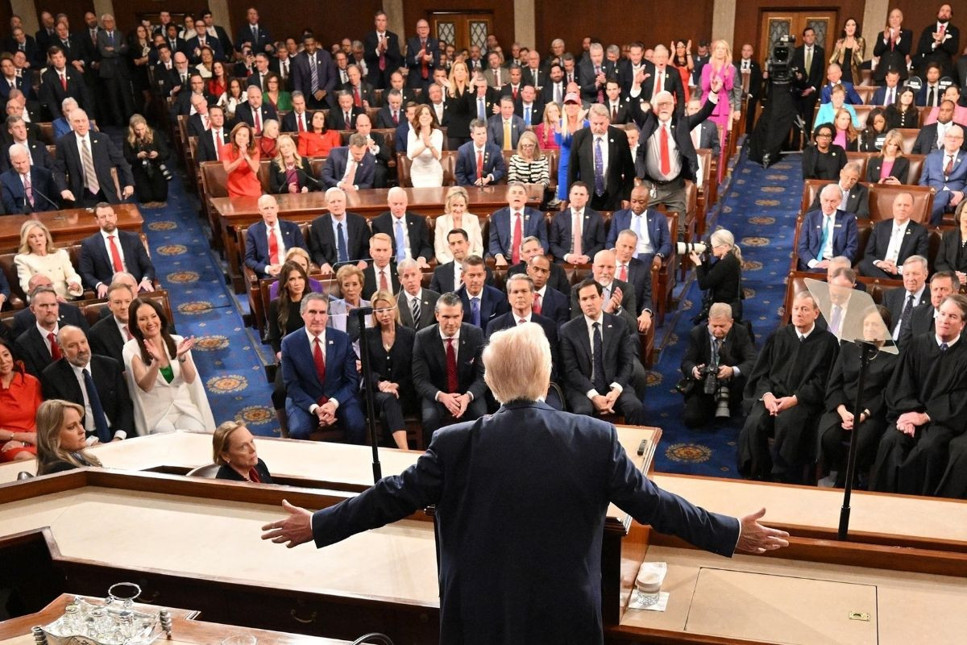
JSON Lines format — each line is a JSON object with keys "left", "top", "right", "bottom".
{"left": 397, "top": 288, "right": 440, "bottom": 330}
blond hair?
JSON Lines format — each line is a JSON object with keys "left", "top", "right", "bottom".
{"left": 483, "top": 323, "right": 551, "bottom": 403}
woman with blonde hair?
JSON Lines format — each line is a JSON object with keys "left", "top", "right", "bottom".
{"left": 268, "top": 247, "right": 324, "bottom": 299}
{"left": 35, "top": 400, "right": 102, "bottom": 475}
{"left": 554, "top": 93, "right": 589, "bottom": 203}
{"left": 866, "top": 129, "right": 909, "bottom": 184}
{"left": 221, "top": 122, "right": 261, "bottom": 199}
{"left": 445, "top": 61, "right": 473, "bottom": 148}
{"left": 690, "top": 228, "right": 744, "bottom": 322}
{"left": 328, "top": 264, "right": 372, "bottom": 344}
{"left": 508, "top": 130, "right": 549, "bottom": 187}
{"left": 269, "top": 134, "right": 318, "bottom": 194}
{"left": 700, "top": 39, "right": 742, "bottom": 180}
{"left": 534, "top": 102, "right": 561, "bottom": 151}
{"left": 433, "top": 186, "right": 484, "bottom": 262}
{"left": 123, "top": 113, "right": 169, "bottom": 205}
{"left": 213, "top": 421, "right": 273, "bottom": 483}
{"left": 14, "top": 221, "right": 83, "bottom": 301}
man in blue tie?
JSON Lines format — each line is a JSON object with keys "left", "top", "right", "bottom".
{"left": 796, "top": 184, "right": 858, "bottom": 272}
{"left": 516, "top": 84, "right": 544, "bottom": 128}
{"left": 371, "top": 186, "right": 433, "bottom": 270}
{"left": 456, "top": 255, "right": 509, "bottom": 329}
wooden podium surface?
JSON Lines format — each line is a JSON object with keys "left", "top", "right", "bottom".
{"left": 0, "top": 204, "right": 144, "bottom": 254}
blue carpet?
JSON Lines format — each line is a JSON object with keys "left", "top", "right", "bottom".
{"left": 646, "top": 150, "right": 803, "bottom": 477}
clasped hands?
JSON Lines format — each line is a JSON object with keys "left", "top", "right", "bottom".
{"left": 591, "top": 388, "right": 621, "bottom": 414}
{"left": 761, "top": 392, "right": 797, "bottom": 416}
{"left": 438, "top": 391, "right": 471, "bottom": 417}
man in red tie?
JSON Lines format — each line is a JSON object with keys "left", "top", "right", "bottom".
{"left": 487, "top": 182, "right": 547, "bottom": 267}
{"left": 344, "top": 64, "right": 371, "bottom": 109}
{"left": 79, "top": 203, "right": 157, "bottom": 297}
{"left": 243, "top": 194, "right": 308, "bottom": 279}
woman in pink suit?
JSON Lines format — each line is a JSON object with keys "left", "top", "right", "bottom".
{"left": 700, "top": 40, "right": 743, "bottom": 182}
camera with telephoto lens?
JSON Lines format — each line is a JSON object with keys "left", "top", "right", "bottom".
{"left": 158, "top": 163, "right": 173, "bottom": 181}
{"left": 676, "top": 241, "right": 708, "bottom": 256}
{"left": 701, "top": 364, "right": 719, "bottom": 395}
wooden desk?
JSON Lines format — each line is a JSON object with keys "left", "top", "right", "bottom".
{"left": 0, "top": 205, "right": 144, "bottom": 254}
{"left": 210, "top": 186, "right": 544, "bottom": 289}
{"left": 0, "top": 594, "right": 349, "bottom": 644}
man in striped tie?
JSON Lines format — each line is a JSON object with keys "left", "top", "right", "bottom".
{"left": 53, "top": 109, "right": 134, "bottom": 206}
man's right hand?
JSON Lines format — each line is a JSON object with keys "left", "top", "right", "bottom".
{"left": 735, "top": 508, "right": 790, "bottom": 554}
{"left": 96, "top": 284, "right": 109, "bottom": 298}
{"left": 61, "top": 190, "right": 75, "bottom": 201}
{"left": 591, "top": 394, "right": 614, "bottom": 414}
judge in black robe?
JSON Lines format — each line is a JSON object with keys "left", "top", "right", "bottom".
{"left": 738, "top": 293, "right": 839, "bottom": 482}
{"left": 870, "top": 296, "right": 967, "bottom": 496}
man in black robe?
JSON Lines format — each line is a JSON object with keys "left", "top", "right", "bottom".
{"left": 871, "top": 294, "right": 967, "bottom": 496}
{"left": 738, "top": 291, "right": 839, "bottom": 482}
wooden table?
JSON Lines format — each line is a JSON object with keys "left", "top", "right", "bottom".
{"left": 0, "top": 594, "right": 349, "bottom": 644}
{"left": 0, "top": 204, "right": 144, "bottom": 254}
{"left": 210, "top": 185, "right": 544, "bottom": 290}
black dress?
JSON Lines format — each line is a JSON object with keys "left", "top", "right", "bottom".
{"left": 884, "top": 106, "right": 919, "bottom": 130}
{"left": 695, "top": 251, "right": 743, "bottom": 321}
{"left": 123, "top": 131, "right": 170, "bottom": 203}
{"left": 801, "top": 144, "right": 847, "bottom": 180}
{"left": 446, "top": 86, "right": 473, "bottom": 148}
{"left": 362, "top": 325, "right": 417, "bottom": 441}
{"left": 126, "top": 34, "right": 152, "bottom": 94}
{"left": 216, "top": 458, "right": 274, "bottom": 484}
{"left": 268, "top": 160, "right": 321, "bottom": 194}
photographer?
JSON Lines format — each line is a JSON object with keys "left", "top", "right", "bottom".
{"left": 680, "top": 303, "right": 757, "bottom": 428}
{"left": 690, "top": 228, "right": 743, "bottom": 322}
{"left": 122, "top": 114, "right": 170, "bottom": 206}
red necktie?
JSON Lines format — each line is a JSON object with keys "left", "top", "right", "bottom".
{"left": 108, "top": 235, "right": 124, "bottom": 272}
{"left": 612, "top": 104, "right": 618, "bottom": 121}
{"left": 533, "top": 293, "right": 542, "bottom": 314}
{"left": 48, "top": 332, "right": 62, "bottom": 360}
{"left": 659, "top": 123, "right": 671, "bottom": 175}
{"left": 421, "top": 40, "right": 429, "bottom": 79}
{"left": 267, "top": 227, "right": 279, "bottom": 265}
{"left": 476, "top": 149, "right": 484, "bottom": 179}
{"left": 392, "top": 110, "right": 399, "bottom": 125}
{"left": 946, "top": 155, "right": 955, "bottom": 175}
{"left": 379, "top": 268, "right": 389, "bottom": 292}
{"left": 618, "top": 264, "right": 628, "bottom": 282}
{"left": 248, "top": 467, "right": 261, "bottom": 483}
{"left": 123, "top": 325, "right": 133, "bottom": 341}
{"left": 253, "top": 109, "right": 261, "bottom": 134}
{"left": 60, "top": 74, "right": 67, "bottom": 91}
{"left": 353, "top": 86, "right": 361, "bottom": 107}
{"left": 512, "top": 86, "right": 518, "bottom": 101}
{"left": 313, "top": 337, "right": 327, "bottom": 386}
{"left": 445, "top": 338, "right": 458, "bottom": 392}
{"left": 298, "top": 113, "right": 305, "bottom": 132}
{"left": 511, "top": 212, "right": 522, "bottom": 264}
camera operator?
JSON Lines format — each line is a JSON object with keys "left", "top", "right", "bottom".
{"left": 690, "top": 228, "right": 743, "bottom": 322}
{"left": 122, "top": 114, "right": 170, "bottom": 206}
{"left": 680, "top": 302, "right": 757, "bottom": 427}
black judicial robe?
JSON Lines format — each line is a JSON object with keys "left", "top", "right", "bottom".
{"left": 738, "top": 325, "right": 839, "bottom": 479}
{"left": 871, "top": 334, "right": 967, "bottom": 496}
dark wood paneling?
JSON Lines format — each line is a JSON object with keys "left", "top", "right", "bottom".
{"left": 404, "top": 0, "right": 516, "bottom": 51}
{"left": 30, "top": 1, "right": 94, "bottom": 37}
{"left": 535, "top": 0, "right": 712, "bottom": 61}
{"left": 0, "top": 1, "right": 10, "bottom": 38}
{"left": 229, "top": 1, "right": 383, "bottom": 51}
{"left": 734, "top": 1, "right": 866, "bottom": 64}
{"left": 108, "top": 1, "right": 209, "bottom": 34}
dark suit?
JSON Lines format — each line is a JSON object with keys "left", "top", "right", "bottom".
{"left": 681, "top": 322, "right": 757, "bottom": 427}
{"left": 820, "top": 81, "right": 863, "bottom": 105}
{"left": 487, "top": 207, "right": 548, "bottom": 260}
{"left": 308, "top": 212, "right": 370, "bottom": 269}
{"left": 405, "top": 36, "right": 441, "bottom": 90}
{"left": 901, "top": 304, "right": 938, "bottom": 345}
{"left": 506, "top": 262, "right": 571, "bottom": 299}
{"left": 398, "top": 289, "right": 440, "bottom": 330}
{"left": 363, "top": 30, "right": 402, "bottom": 89}
{"left": 631, "top": 96, "right": 717, "bottom": 185}
{"left": 866, "top": 156, "right": 910, "bottom": 184}
{"left": 411, "top": 323, "right": 488, "bottom": 441}
{"left": 185, "top": 34, "right": 224, "bottom": 63}
{"left": 454, "top": 141, "right": 507, "bottom": 186}
{"left": 915, "top": 21, "right": 960, "bottom": 77}
{"left": 534, "top": 285, "right": 571, "bottom": 327}
{"left": 456, "top": 284, "right": 510, "bottom": 329}
{"left": 235, "top": 23, "right": 272, "bottom": 53}
{"left": 363, "top": 262, "right": 400, "bottom": 299}
{"left": 88, "top": 315, "right": 126, "bottom": 366}
{"left": 233, "top": 101, "right": 278, "bottom": 130}
{"left": 559, "top": 313, "right": 644, "bottom": 424}
{"left": 737, "top": 59, "right": 764, "bottom": 132}
{"left": 268, "top": 159, "right": 321, "bottom": 194}
{"left": 857, "top": 219, "right": 929, "bottom": 278}
{"left": 292, "top": 50, "right": 337, "bottom": 109}
{"left": 341, "top": 81, "right": 375, "bottom": 108}
{"left": 1, "top": 166, "right": 57, "bottom": 214}
{"left": 244, "top": 219, "right": 307, "bottom": 278}
{"left": 934, "top": 228, "right": 967, "bottom": 274}
{"left": 3, "top": 36, "right": 42, "bottom": 67}
{"left": 515, "top": 100, "right": 544, "bottom": 127}
{"left": 617, "top": 257, "right": 654, "bottom": 315}
{"left": 873, "top": 29, "right": 913, "bottom": 82}
{"left": 195, "top": 127, "right": 230, "bottom": 163}
{"left": 95, "top": 29, "right": 132, "bottom": 125}
{"left": 328, "top": 106, "right": 364, "bottom": 131}
{"left": 569, "top": 279, "right": 639, "bottom": 337}
{"left": 78, "top": 230, "right": 155, "bottom": 290}
{"left": 308, "top": 400, "right": 739, "bottom": 643}
{"left": 577, "top": 59, "right": 616, "bottom": 103}
{"left": 549, "top": 208, "right": 606, "bottom": 261}
{"left": 15, "top": 326, "right": 60, "bottom": 378}
{"left": 487, "top": 114, "right": 526, "bottom": 150}
{"left": 869, "top": 85, "right": 903, "bottom": 107}
{"left": 809, "top": 183, "right": 869, "bottom": 218}
{"left": 11, "top": 304, "right": 88, "bottom": 339}
{"left": 912, "top": 122, "right": 967, "bottom": 154}
{"left": 53, "top": 132, "right": 135, "bottom": 206}
{"left": 796, "top": 209, "right": 859, "bottom": 271}
{"left": 0, "top": 138, "right": 53, "bottom": 174}
{"left": 368, "top": 212, "right": 430, "bottom": 264}
{"left": 281, "top": 328, "right": 365, "bottom": 442}
{"left": 603, "top": 99, "right": 634, "bottom": 127}
{"left": 39, "top": 66, "right": 89, "bottom": 120}
{"left": 883, "top": 286, "right": 930, "bottom": 344}
{"left": 321, "top": 148, "right": 376, "bottom": 190}
{"left": 606, "top": 208, "right": 672, "bottom": 266}
{"left": 41, "top": 356, "right": 134, "bottom": 440}
{"left": 635, "top": 63, "right": 687, "bottom": 110}
{"left": 790, "top": 44, "right": 825, "bottom": 133}
{"left": 567, "top": 126, "right": 635, "bottom": 211}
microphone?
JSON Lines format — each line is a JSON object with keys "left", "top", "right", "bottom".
{"left": 23, "top": 183, "right": 60, "bottom": 211}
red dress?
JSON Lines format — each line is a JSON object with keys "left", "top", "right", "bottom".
{"left": 208, "top": 78, "right": 228, "bottom": 99}
{"left": 533, "top": 123, "right": 560, "bottom": 151}
{"left": 221, "top": 146, "right": 262, "bottom": 198}
{"left": 0, "top": 371, "right": 41, "bottom": 462}
{"left": 297, "top": 130, "right": 341, "bottom": 158}
{"left": 259, "top": 136, "right": 278, "bottom": 159}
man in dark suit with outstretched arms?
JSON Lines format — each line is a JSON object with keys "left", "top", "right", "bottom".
{"left": 262, "top": 323, "right": 789, "bottom": 645}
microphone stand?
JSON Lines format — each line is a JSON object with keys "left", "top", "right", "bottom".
{"left": 353, "top": 306, "right": 381, "bottom": 483}
{"left": 838, "top": 339, "right": 879, "bottom": 541}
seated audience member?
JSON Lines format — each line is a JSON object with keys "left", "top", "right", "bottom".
{"left": 868, "top": 68, "right": 901, "bottom": 106}
{"left": 935, "top": 203, "right": 967, "bottom": 282}
{"left": 263, "top": 72, "right": 290, "bottom": 111}
{"left": 213, "top": 421, "right": 273, "bottom": 483}
{"left": 570, "top": 250, "right": 638, "bottom": 334}
{"left": 611, "top": 230, "right": 655, "bottom": 332}
{"left": 549, "top": 182, "right": 605, "bottom": 264}
{"left": 321, "top": 133, "right": 376, "bottom": 191}
{"left": 485, "top": 274, "right": 563, "bottom": 410}
{"left": 506, "top": 235, "right": 571, "bottom": 296}
{"left": 433, "top": 186, "right": 484, "bottom": 263}
{"left": 738, "top": 291, "right": 839, "bottom": 483}
{"left": 267, "top": 248, "right": 324, "bottom": 300}
{"left": 53, "top": 109, "right": 134, "bottom": 206}
{"left": 11, "top": 278, "right": 88, "bottom": 338}
{"left": 866, "top": 129, "right": 910, "bottom": 184}
{"left": 507, "top": 130, "right": 550, "bottom": 190}
{"left": 819, "top": 64, "right": 862, "bottom": 105}
{"left": 524, "top": 252, "right": 570, "bottom": 326}
{"left": 912, "top": 101, "right": 965, "bottom": 155}
{"left": 870, "top": 294, "right": 967, "bottom": 496}
{"left": 406, "top": 104, "right": 445, "bottom": 188}
{"left": 35, "top": 399, "right": 102, "bottom": 475}
{"left": 221, "top": 122, "right": 262, "bottom": 199}
{"left": 297, "top": 111, "right": 341, "bottom": 158}
{"left": 51, "top": 97, "right": 79, "bottom": 139}
{"left": 245, "top": 194, "right": 308, "bottom": 279}
{"left": 819, "top": 305, "right": 898, "bottom": 488}
{"left": 79, "top": 202, "right": 156, "bottom": 297}
{"left": 235, "top": 85, "right": 279, "bottom": 132}
{"left": 307, "top": 187, "right": 370, "bottom": 274}
{"left": 411, "top": 292, "right": 488, "bottom": 445}
{"left": 397, "top": 259, "right": 440, "bottom": 330}
{"left": 900, "top": 271, "right": 961, "bottom": 345}
{"left": 371, "top": 187, "right": 434, "bottom": 268}
{"left": 883, "top": 255, "right": 930, "bottom": 344}
{"left": 430, "top": 228, "right": 476, "bottom": 294}
{"left": 455, "top": 118, "right": 507, "bottom": 186}
{"left": 258, "top": 118, "right": 280, "bottom": 159}
{"left": 0, "top": 338, "right": 40, "bottom": 462}
{"left": 2, "top": 116, "right": 53, "bottom": 174}
{"left": 195, "top": 105, "right": 229, "bottom": 163}
{"left": 363, "top": 290, "right": 417, "bottom": 449}
{"left": 329, "top": 90, "right": 363, "bottom": 131}
{"left": 281, "top": 91, "right": 311, "bottom": 133}
{"left": 809, "top": 162, "right": 869, "bottom": 217}
{"left": 15, "top": 221, "right": 82, "bottom": 301}
{"left": 281, "top": 292, "right": 365, "bottom": 442}
{"left": 856, "top": 192, "right": 929, "bottom": 278}
{"left": 123, "top": 114, "right": 169, "bottom": 205}
{"left": 266, "top": 261, "right": 310, "bottom": 427}
{"left": 691, "top": 229, "right": 744, "bottom": 322}
{"left": 607, "top": 185, "right": 672, "bottom": 267}
{"left": 41, "top": 325, "right": 133, "bottom": 442}
{"left": 802, "top": 122, "right": 847, "bottom": 181}
{"left": 922, "top": 86, "right": 967, "bottom": 126}
{"left": 798, "top": 184, "right": 859, "bottom": 272}
{"left": 363, "top": 233, "right": 400, "bottom": 297}
{"left": 270, "top": 134, "right": 320, "bottom": 194}
{"left": 353, "top": 113, "right": 390, "bottom": 188}
{"left": 327, "top": 264, "right": 372, "bottom": 343}
{"left": 832, "top": 108, "right": 859, "bottom": 152}
{"left": 488, "top": 182, "right": 548, "bottom": 266}
{"left": 680, "top": 302, "right": 757, "bottom": 428}
{"left": 89, "top": 282, "right": 135, "bottom": 366}
{"left": 919, "top": 125, "right": 967, "bottom": 226}
{"left": 814, "top": 85, "right": 858, "bottom": 131}
{"left": 456, "top": 255, "right": 509, "bottom": 329}
{"left": 1, "top": 143, "right": 56, "bottom": 214}
{"left": 884, "top": 87, "right": 920, "bottom": 130}
{"left": 857, "top": 108, "right": 888, "bottom": 152}
{"left": 218, "top": 78, "right": 245, "bottom": 123}
{"left": 124, "top": 297, "right": 215, "bottom": 434}
{"left": 560, "top": 278, "right": 645, "bottom": 424}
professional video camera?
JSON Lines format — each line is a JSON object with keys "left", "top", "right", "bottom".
{"left": 766, "top": 34, "right": 800, "bottom": 84}
{"left": 748, "top": 33, "right": 807, "bottom": 167}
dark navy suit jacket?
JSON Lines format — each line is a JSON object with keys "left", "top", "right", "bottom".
{"left": 320, "top": 147, "right": 376, "bottom": 190}
{"left": 244, "top": 219, "right": 307, "bottom": 277}
{"left": 371, "top": 212, "right": 434, "bottom": 262}
{"left": 280, "top": 327, "right": 359, "bottom": 413}
{"left": 308, "top": 401, "right": 739, "bottom": 644}
{"left": 454, "top": 141, "right": 507, "bottom": 186}
{"left": 308, "top": 212, "right": 371, "bottom": 269}
{"left": 234, "top": 101, "right": 279, "bottom": 129}
{"left": 456, "top": 284, "right": 510, "bottom": 329}
{"left": 606, "top": 208, "right": 673, "bottom": 259}
{"left": 487, "top": 206, "right": 548, "bottom": 260}
{"left": 536, "top": 286, "right": 570, "bottom": 327}
{"left": 79, "top": 230, "right": 156, "bottom": 289}
{"left": 549, "top": 208, "right": 606, "bottom": 261}
{"left": 796, "top": 209, "right": 859, "bottom": 270}
{"left": 0, "top": 166, "right": 57, "bottom": 214}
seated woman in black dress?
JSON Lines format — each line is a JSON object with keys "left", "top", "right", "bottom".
{"left": 213, "top": 421, "right": 273, "bottom": 483}
{"left": 884, "top": 87, "right": 919, "bottom": 130}
{"left": 934, "top": 201, "right": 967, "bottom": 283}
{"left": 266, "top": 261, "right": 310, "bottom": 429}
{"left": 35, "top": 400, "right": 102, "bottom": 475}
{"left": 865, "top": 129, "right": 910, "bottom": 185}
{"left": 857, "top": 108, "right": 888, "bottom": 152}
{"left": 819, "top": 305, "right": 897, "bottom": 488}
{"left": 362, "top": 290, "right": 416, "bottom": 450}
{"left": 690, "top": 228, "right": 743, "bottom": 322}
{"left": 802, "top": 122, "right": 847, "bottom": 180}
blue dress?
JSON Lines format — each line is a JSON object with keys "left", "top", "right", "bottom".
{"left": 555, "top": 119, "right": 589, "bottom": 200}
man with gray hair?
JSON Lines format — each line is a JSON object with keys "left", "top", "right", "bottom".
{"left": 797, "top": 182, "right": 859, "bottom": 272}
{"left": 1, "top": 142, "right": 56, "bottom": 213}
{"left": 577, "top": 42, "right": 613, "bottom": 103}
{"left": 53, "top": 108, "right": 134, "bottom": 206}
{"left": 321, "top": 133, "right": 375, "bottom": 191}
{"left": 808, "top": 162, "right": 869, "bottom": 218}
{"left": 566, "top": 104, "right": 635, "bottom": 211}
{"left": 883, "top": 254, "right": 930, "bottom": 343}
{"left": 397, "top": 258, "right": 439, "bottom": 330}
{"left": 95, "top": 14, "right": 133, "bottom": 126}
{"left": 307, "top": 187, "right": 370, "bottom": 274}
{"left": 857, "top": 192, "right": 929, "bottom": 279}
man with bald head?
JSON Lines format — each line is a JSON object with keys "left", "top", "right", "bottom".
{"left": 919, "top": 124, "right": 967, "bottom": 225}
{"left": 1, "top": 143, "right": 56, "bottom": 213}
{"left": 857, "top": 192, "right": 930, "bottom": 278}
{"left": 797, "top": 183, "right": 859, "bottom": 272}
{"left": 53, "top": 108, "right": 134, "bottom": 206}
{"left": 406, "top": 19, "right": 439, "bottom": 91}
{"left": 244, "top": 194, "right": 308, "bottom": 278}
